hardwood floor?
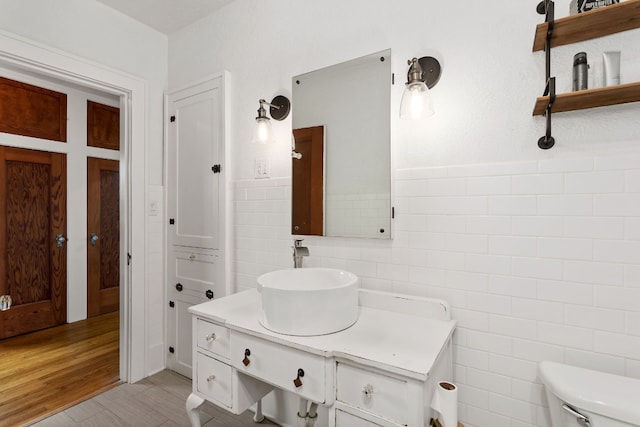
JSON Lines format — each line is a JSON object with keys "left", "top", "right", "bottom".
{"left": 0, "top": 311, "right": 120, "bottom": 427}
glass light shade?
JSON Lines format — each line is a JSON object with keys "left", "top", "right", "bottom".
{"left": 252, "top": 117, "right": 272, "bottom": 144}
{"left": 400, "top": 81, "right": 434, "bottom": 120}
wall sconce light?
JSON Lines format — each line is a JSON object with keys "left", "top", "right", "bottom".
{"left": 252, "top": 95, "right": 291, "bottom": 144}
{"left": 399, "top": 56, "right": 441, "bottom": 120}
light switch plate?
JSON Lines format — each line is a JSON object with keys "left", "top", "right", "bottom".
{"left": 254, "top": 158, "right": 270, "bottom": 179}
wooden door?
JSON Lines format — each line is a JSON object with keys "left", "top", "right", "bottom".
{"left": 292, "top": 126, "right": 324, "bottom": 236}
{"left": 0, "top": 146, "right": 67, "bottom": 339}
{"left": 87, "top": 157, "right": 119, "bottom": 317}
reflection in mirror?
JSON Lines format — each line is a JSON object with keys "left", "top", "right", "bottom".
{"left": 292, "top": 49, "right": 391, "bottom": 239}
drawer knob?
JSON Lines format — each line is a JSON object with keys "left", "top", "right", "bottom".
{"left": 243, "top": 348, "right": 251, "bottom": 366}
{"left": 206, "top": 374, "right": 216, "bottom": 382}
{"left": 205, "top": 333, "right": 216, "bottom": 343}
{"left": 293, "top": 368, "right": 305, "bottom": 388}
{"left": 362, "top": 384, "right": 374, "bottom": 397}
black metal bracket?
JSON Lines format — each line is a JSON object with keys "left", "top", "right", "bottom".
{"left": 537, "top": 0, "right": 556, "bottom": 149}
{"left": 539, "top": 77, "right": 556, "bottom": 149}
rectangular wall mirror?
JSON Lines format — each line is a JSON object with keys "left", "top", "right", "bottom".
{"left": 292, "top": 49, "right": 391, "bottom": 239}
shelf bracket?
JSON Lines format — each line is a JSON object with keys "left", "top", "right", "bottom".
{"left": 537, "top": 0, "right": 556, "bottom": 149}
{"left": 539, "top": 77, "right": 556, "bottom": 149}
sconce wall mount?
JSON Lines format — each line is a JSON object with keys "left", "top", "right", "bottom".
{"left": 400, "top": 56, "right": 442, "bottom": 120}
{"left": 253, "top": 95, "right": 291, "bottom": 144}
{"left": 410, "top": 56, "right": 441, "bottom": 89}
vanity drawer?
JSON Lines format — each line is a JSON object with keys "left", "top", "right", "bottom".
{"left": 336, "top": 409, "right": 395, "bottom": 427}
{"left": 230, "top": 332, "right": 327, "bottom": 403}
{"left": 196, "top": 352, "right": 233, "bottom": 408}
{"left": 196, "top": 319, "right": 230, "bottom": 359}
{"left": 171, "top": 249, "right": 222, "bottom": 298}
{"left": 336, "top": 362, "right": 408, "bottom": 425}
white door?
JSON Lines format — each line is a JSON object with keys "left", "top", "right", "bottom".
{"left": 166, "top": 75, "right": 227, "bottom": 377}
{"left": 167, "top": 80, "right": 223, "bottom": 250}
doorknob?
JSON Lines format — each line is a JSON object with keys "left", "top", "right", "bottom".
{"left": 90, "top": 232, "right": 99, "bottom": 246}
{"left": 56, "top": 234, "right": 67, "bottom": 248}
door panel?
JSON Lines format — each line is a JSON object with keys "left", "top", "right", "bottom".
{"left": 292, "top": 126, "right": 324, "bottom": 236}
{"left": 87, "top": 157, "right": 119, "bottom": 317}
{"left": 167, "top": 87, "right": 221, "bottom": 250}
{"left": 87, "top": 101, "right": 120, "bottom": 151}
{"left": 0, "top": 77, "right": 67, "bottom": 142}
{"left": 0, "top": 146, "right": 67, "bottom": 339}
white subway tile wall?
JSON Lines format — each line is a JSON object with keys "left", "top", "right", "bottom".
{"left": 232, "top": 153, "right": 640, "bottom": 427}
{"left": 325, "top": 192, "right": 391, "bottom": 238}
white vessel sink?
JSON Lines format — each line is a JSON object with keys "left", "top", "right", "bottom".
{"left": 257, "top": 268, "right": 359, "bottom": 336}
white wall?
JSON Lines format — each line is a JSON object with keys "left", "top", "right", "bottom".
{"left": 170, "top": 1, "right": 640, "bottom": 426}
{"left": 0, "top": 0, "right": 168, "bottom": 376}
{"left": 0, "top": 0, "right": 167, "bottom": 185}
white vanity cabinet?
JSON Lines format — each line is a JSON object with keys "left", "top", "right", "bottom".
{"left": 335, "top": 362, "right": 410, "bottom": 426}
{"left": 189, "top": 318, "right": 274, "bottom": 420}
{"left": 187, "top": 289, "right": 456, "bottom": 427}
{"left": 192, "top": 318, "right": 232, "bottom": 409}
{"left": 332, "top": 341, "right": 452, "bottom": 427}
{"left": 230, "top": 332, "right": 334, "bottom": 405}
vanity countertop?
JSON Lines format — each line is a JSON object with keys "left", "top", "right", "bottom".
{"left": 189, "top": 289, "right": 456, "bottom": 381}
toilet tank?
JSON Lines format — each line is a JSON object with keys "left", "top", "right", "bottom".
{"left": 538, "top": 361, "right": 640, "bottom": 427}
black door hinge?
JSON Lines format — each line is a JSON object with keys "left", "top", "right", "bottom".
{"left": 392, "top": 73, "right": 395, "bottom": 85}
{"left": 127, "top": 252, "right": 132, "bottom": 265}
{"left": 212, "top": 164, "right": 221, "bottom": 173}
{"left": 169, "top": 301, "right": 175, "bottom": 308}
{"left": 170, "top": 115, "right": 176, "bottom": 122}
{"left": 392, "top": 206, "right": 395, "bottom": 219}
{"left": 169, "top": 218, "right": 175, "bottom": 225}
{"left": 168, "top": 346, "right": 175, "bottom": 353}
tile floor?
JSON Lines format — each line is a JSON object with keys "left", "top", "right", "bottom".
{"left": 31, "top": 370, "right": 278, "bottom": 427}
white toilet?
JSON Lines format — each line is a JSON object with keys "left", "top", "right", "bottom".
{"left": 538, "top": 361, "right": 640, "bottom": 427}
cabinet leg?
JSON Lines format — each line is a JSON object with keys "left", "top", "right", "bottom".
{"left": 186, "top": 393, "right": 205, "bottom": 427}
{"left": 253, "top": 398, "right": 265, "bottom": 423}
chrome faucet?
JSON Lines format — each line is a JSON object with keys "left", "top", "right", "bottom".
{"left": 293, "top": 239, "right": 309, "bottom": 268}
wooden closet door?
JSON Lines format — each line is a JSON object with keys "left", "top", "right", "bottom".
{"left": 87, "top": 157, "right": 119, "bottom": 317}
{"left": 292, "top": 126, "right": 324, "bottom": 236}
{"left": 0, "top": 146, "right": 67, "bottom": 339}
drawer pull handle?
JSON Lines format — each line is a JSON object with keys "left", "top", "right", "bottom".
{"left": 206, "top": 374, "right": 216, "bottom": 382}
{"left": 362, "top": 384, "right": 374, "bottom": 397}
{"left": 205, "top": 333, "right": 216, "bottom": 343}
{"left": 243, "top": 348, "right": 251, "bottom": 366}
{"left": 293, "top": 368, "right": 305, "bottom": 388}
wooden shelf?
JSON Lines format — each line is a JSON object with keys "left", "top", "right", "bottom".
{"left": 533, "top": 0, "right": 640, "bottom": 52}
{"left": 532, "top": 81, "right": 640, "bottom": 115}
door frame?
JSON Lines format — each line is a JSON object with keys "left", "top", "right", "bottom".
{"left": 0, "top": 30, "right": 148, "bottom": 383}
